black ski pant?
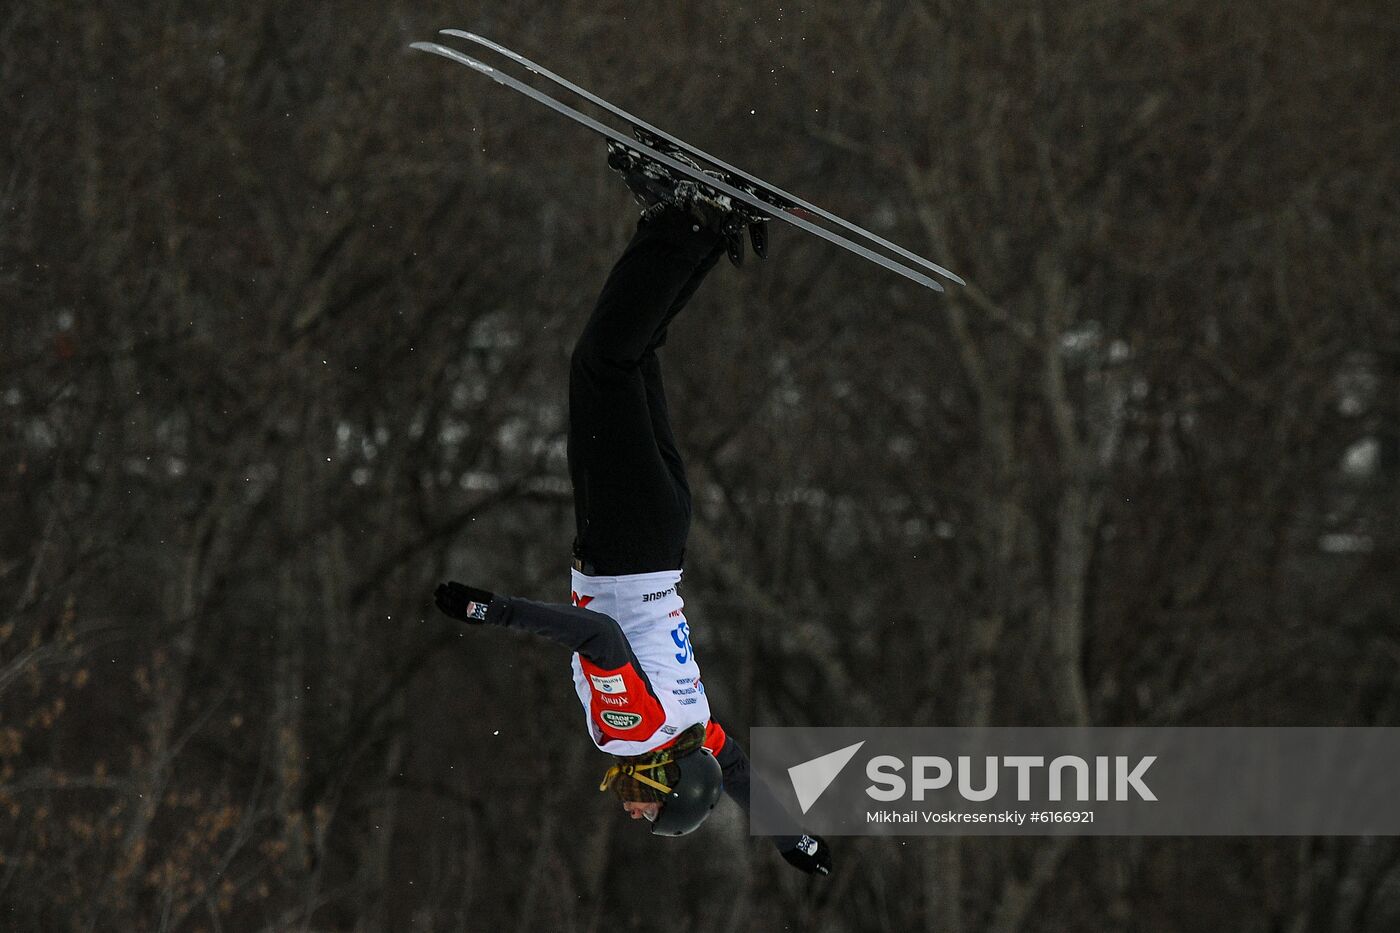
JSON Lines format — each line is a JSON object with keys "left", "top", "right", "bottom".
{"left": 568, "top": 208, "right": 725, "bottom": 575}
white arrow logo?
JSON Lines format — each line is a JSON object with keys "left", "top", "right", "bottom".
{"left": 787, "top": 741, "right": 866, "bottom": 814}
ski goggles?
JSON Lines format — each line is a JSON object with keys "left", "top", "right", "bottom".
{"left": 599, "top": 755, "right": 676, "bottom": 796}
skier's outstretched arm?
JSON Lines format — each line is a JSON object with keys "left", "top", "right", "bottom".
{"left": 435, "top": 581, "right": 633, "bottom": 668}
{"left": 711, "top": 727, "right": 832, "bottom": 876}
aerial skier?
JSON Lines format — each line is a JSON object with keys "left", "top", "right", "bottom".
{"left": 434, "top": 141, "right": 831, "bottom": 874}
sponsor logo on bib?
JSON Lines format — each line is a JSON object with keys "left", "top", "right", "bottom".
{"left": 589, "top": 674, "right": 626, "bottom": 695}
{"left": 600, "top": 709, "right": 644, "bottom": 730}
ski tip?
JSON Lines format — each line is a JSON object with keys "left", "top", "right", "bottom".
{"left": 410, "top": 41, "right": 461, "bottom": 63}
{"left": 439, "top": 29, "right": 533, "bottom": 68}
{"left": 440, "top": 29, "right": 517, "bottom": 54}
{"left": 410, "top": 42, "right": 496, "bottom": 76}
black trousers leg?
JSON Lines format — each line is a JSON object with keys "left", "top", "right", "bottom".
{"left": 568, "top": 209, "right": 725, "bottom": 574}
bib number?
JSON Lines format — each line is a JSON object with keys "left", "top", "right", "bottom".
{"left": 671, "top": 621, "right": 693, "bottom": 664}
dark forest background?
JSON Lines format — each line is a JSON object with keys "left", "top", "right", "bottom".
{"left": 3, "top": 1, "right": 1398, "bottom": 930}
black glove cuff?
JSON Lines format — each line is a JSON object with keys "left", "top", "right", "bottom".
{"left": 435, "top": 581, "right": 497, "bottom": 625}
{"left": 780, "top": 834, "right": 831, "bottom": 876}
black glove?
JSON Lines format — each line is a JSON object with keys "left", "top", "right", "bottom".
{"left": 781, "top": 834, "right": 831, "bottom": 876}
{"left": 435, "top": 581, "right": 496, "bottom": 624}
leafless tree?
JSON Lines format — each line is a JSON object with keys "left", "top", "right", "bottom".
{"left": 2, "top": 1, "right": 1396, "bottom": 930}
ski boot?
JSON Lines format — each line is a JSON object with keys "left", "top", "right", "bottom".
{"left": 607, "top": 130, "right": 771, "bottom": 267}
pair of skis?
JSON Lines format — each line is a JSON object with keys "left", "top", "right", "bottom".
{"left": 411, "top": 30, "right": 964, "bottom": 294}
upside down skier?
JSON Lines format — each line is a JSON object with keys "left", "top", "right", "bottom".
{"left": 433, "top": 140, "right": 831, "bottom": 874}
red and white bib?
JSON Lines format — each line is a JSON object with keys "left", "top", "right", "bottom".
{"left": 568, "top": 567, "right": 712, "bottom": 756}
